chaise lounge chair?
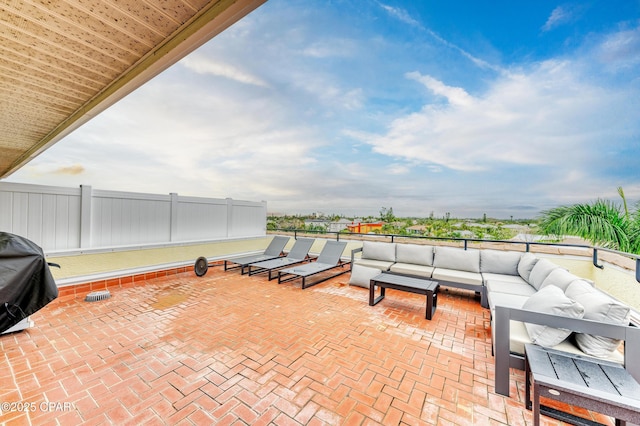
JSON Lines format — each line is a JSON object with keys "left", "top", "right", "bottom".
{"left": 277, "top": 240, "right": 349, "bottom": 289}
{"left": 246, "top": 238, "right": 315, "bottom": 280}
{"left": 195, "top": 235, "right": 290, "bottom": 276}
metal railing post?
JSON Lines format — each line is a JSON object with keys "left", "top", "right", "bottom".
{"left": 593, "top": 248, "right": 604, "bottom": 269}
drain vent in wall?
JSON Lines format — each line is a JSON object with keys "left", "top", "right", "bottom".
{"left": 85, "top": 290, "right": 111, "bottom": 302}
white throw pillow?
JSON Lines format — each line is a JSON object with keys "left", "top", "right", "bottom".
{"left": 348, "top": 264, "right": 382, "bottom": 289}
{"left": 522, "top": 285, "right": 585, "bottom": 347}
{"left": 565, "top": 280, "right": 631, "bottom": 357}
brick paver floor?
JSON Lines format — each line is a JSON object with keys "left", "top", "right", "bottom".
{"left": 1, "top": 266, "right": 616, "bottom": 425}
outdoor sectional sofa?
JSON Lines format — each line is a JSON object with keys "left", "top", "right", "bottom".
{"left": 350, "top": 241, "right": 639, "bottom": 397}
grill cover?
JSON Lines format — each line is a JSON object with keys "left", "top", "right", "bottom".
{"left": 0, "top": 232, "right": 58, "bottom": 333}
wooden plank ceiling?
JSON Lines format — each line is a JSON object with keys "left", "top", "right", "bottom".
{"left": 0, "top": 0, "right": 266, "bottom": 178}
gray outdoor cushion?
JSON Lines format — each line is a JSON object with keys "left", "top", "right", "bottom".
{"left": 565, "top": 280, "right": 631, "bottom": 357}
{"left": 433, "top": 247, "right": 480, "bottom": 273}
{"left": 482, "top": 273, "right": 528, "bottom": 285}
{"left": 486, "top": 280, "right": 537, "bottom": 298}
{"left": 389, "top": 263, "right": 434, "bottom": 278}
{"left": 431, "top": 268, "right": 482, "bottom": 285}
{"left": 349, "top": 264, "right": 382, "bottom": 289}
{"left": 539, "top": 268, "right": 580, "bottom": 292}
{"left": 488, "top": 292, "right": 529, "bottom": 313}
{"left": 480, "top": 250, "right": 521, "bottom": 275}
{"left": 522, "top": 285, "right": 585, "bottom": 348}
{"left": 354, "top": 258, "right": 394, "bottom": 271}
{"left": 362, "top": 241, "right": 396, "bottom": 262}
{"left": 395, "top": 244, "right": 434, "bottom": 266}
{"left": 503, "top": 320, "right": 617, "bottom": 359}
{"left": 517, "top": 253, "right": 539, "bottom": 282}
{"left": 527, "top": 259, "right": 559, "bottom": 290}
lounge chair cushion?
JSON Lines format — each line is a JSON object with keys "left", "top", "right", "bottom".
{"left": 395, "top": 244, "right": 433, "bottom": 266}
{"left": 539, "top": 268, "right": 580, "bottom": 292}
{"left": 565, "top": 280, "right": 631, "bottom": 357}
{"left": 517, "top": 253, "right": 539, "bottom": 282}
{"left": 389, "top": 263, "right": 434, "bottom": 278}
{"left": 362, "top": 241, "right": 396, "bottom": 262}
{"left": 521, "top": 285, "right": 585, "bottom": 347}
{"left": 433, "top": 247, "right": 480, "bottom": 273}
{"left": 527, "top": 259, "right": 559, "bottom": 290}
{"left": 349, "top": 264, "right": 381, "bottom": 289}
{"left": 480, "top": 250, "right": 521, "bottom": 275}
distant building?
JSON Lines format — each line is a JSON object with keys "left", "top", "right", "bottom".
{"left": 346, "top": 221, "right": 383, "bottom": 233}
{"left": 328, "top": 218, "right": 352, "bottom": 233}
{"left": 406, "top": 225, "right": 427, "bottom": 234}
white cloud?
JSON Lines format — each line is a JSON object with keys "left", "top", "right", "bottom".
{"left": 181, "top": 55, "right": 269, "bottom": 87}
{"left": 542, "top": 6, "right": 574, "bottom": 32}
{"left": 378, "top": 3, "right": 422, "bottom": 28}
{"left": 362, "top": 58, "right": 633, "bottom": 175}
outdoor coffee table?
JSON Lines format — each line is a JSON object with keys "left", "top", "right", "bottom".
{"left": 369, "top": 272, "right": 439, "bottom": 320}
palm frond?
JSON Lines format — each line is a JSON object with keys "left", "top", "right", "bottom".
{"left": 539, "top": 200, "right": 630, "bottom": 251}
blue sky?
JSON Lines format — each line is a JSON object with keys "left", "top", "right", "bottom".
{"left": 8, "top": 0, "right": 640, "bottom": 218}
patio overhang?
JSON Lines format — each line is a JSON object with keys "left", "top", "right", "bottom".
{"left": 0, "top": 0, "right": 267, "bottom": 178}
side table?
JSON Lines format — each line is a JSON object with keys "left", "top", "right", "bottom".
{"left": 524, "top": 343, "right": 640, "bottom": 426}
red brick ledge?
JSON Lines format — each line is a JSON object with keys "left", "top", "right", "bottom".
{"left": 56, "top": 266, "right": 192, "bottom": 298}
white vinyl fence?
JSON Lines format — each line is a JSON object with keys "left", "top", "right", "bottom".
{"left": 0, "top": 182, "right": 266, "bottom": 252}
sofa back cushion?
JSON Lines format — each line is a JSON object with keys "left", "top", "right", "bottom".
{"left": 522, "top": 285, "right": 585, "bottom": 347}
{"left": 539, "top": 268, "right": 580, "bottom": 292}
{"left": 433, "top": 247, "right": 480, "bottom": 273}
{"left": 395, "top": 244, "right": 433, "bottom": 266}
{"left": 362, "top": 241, "right": 396, "bottom": 262}
{"left": 528, "top": 259, "right": 558, "bottom": 290}
{"left": 565, "top": 280, "right": 631, "bottom": 357}
{"left": 517, "top": 253, "right": 539, "bottom": 282}
{"left": 480, "top": 250, "right": 521, "bottom": 275}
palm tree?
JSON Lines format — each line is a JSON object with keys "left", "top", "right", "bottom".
{"left": 538, "top": 187, "right": 640, "bottom": 254}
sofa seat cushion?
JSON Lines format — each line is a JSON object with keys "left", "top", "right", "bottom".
{"left": 480, "top": 250, "right": 522, "bottom": 275}
{"left": 349, "top": 264, "right": 382, "bottom": 289}
{"left": 433, "top": 247, "right": 480, "bottom": 273}
{"left": 488, "top": 292, "right": 529, "bottom": 313}
{"left": 565, "top": 280, "right": 631, "bottom": 358}
{"left": 483, "top": 273, "right": 528, "bottom": 285}
{"left": 395, "top": 244, "right": 433, "bottom": 266}
{"left": 486, "top": 280, "right": 536, "bottom": 298}
{"left": 521, "top": 285, "right": 585, "bottom": 347}
{"left": 362, "top": 241, "right": 396, "bottom": 262}
{"left": 528, "top": 259, "right": 560, "bottom": 290}
{"left": 432, "top": 268, "right": 482, "bottom": 286}
{"left": 353, "top": 258, "right": 394, "bottom": 271}
{"left": 539, "top": 268, "right": 580, "bottom": 292}
{"left": 497, "top": 321, "right": 623, "bottom": 363}
{"left": 389, "top": 263, "right": 434, "bottom": 278}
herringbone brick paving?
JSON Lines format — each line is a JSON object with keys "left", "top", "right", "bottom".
{"left": 0, "top": 267, "right": 615, "bottom": 425}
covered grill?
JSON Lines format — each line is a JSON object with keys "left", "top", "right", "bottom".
{"left": 0, "top": 232, "right": 58, "bottom": 333}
